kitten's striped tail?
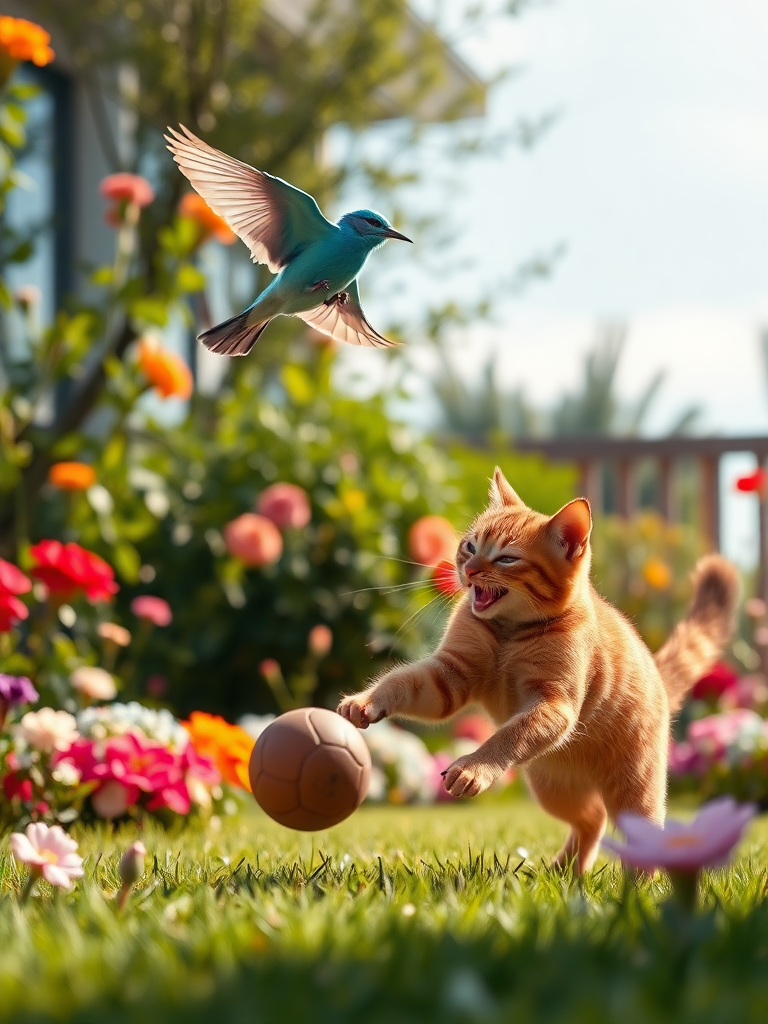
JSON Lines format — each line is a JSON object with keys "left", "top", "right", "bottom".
{"left": 654, "top": 554, "right": 740, "bottom": 714}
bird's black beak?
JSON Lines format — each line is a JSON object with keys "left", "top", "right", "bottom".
{"left": 382, "top": 227, "right": 413, "bottom": 243}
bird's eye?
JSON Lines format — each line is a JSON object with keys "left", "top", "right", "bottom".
{"left": 364, "top": 217, "right": 382, "bottom": 227}
{"left": 496, "top": 555, "right": 519, "bottom": 566}
{"left": 464, "top": 540, "right": 476, "bottom": 555}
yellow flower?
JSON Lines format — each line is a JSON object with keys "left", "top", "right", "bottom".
{"left": 342, "top": 490, "right": 366, "bottom": 515}
{"left": 642, "top": 557, "right": 672, "bottom": 590}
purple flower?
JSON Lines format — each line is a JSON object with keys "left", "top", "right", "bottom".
{"left": 602, "top": 797, "right": 756, "bottom": 873}
{"left": 0, "top": 673, "right": 39, "bottom": 707}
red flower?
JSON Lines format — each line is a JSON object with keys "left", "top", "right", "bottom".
{"left": 691, "top": 662, "right": 739, "bottom": 702}
{"left": 29, "top": 540, "right": 118, "bottom": 602}
{"left": 257, "top": 483, "right": 311, "bottom": 530}
{"left": 432, "top": 559, "right": 462, "bottom": 597}
{"left": 0, "top": 558, "right": 31, "bottom": 631}
{"left": 408, "top": 516, "right": 457, "bottom": 567}
{"left": 131, "top": 595, "right": 172, "bottom": 627}
{"left": 735, "top": 469, "right": 768, "bottom": 496}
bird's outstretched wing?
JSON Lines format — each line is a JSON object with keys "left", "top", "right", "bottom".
{"left": 296, "top": 280, "right": 400, "bottom": 349}
{"left": 165, "top": 125, "right": 336, "bottom": 273}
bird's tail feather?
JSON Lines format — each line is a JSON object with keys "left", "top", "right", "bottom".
{"left": 198, "top": 310, "right": 271, "bottom": 356}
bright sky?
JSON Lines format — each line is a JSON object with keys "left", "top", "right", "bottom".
{"left": 341, "top": 0, "right": 768, "bottom": 567}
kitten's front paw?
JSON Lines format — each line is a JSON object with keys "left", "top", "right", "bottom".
{"left": 442, "top": 755, "right": 499, "bottom": 798}
{"left": 337, "top": 693, "right": 387, "bottom": 730}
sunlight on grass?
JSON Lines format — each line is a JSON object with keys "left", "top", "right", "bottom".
{"left": 2, "top": 797, "right": 768, "bottom": 1023}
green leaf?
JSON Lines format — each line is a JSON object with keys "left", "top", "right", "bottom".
{"left": 129, "top": 295, "right": 169, "bottom": 326}
{"left": 281, "top": 364, "right": 313, "bottom": 405}
{"left": 112, "top": 540, "right": 141, "bottom": 583}
{"left": 90, "top": 266, "right": 114, "bottom": 286}
{"left": 176, "top": 263, "right": 206, "bottom": 293}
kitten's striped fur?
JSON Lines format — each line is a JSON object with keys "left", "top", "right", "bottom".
{"left": 339, "top": 467, "right": 739, "bottom": 872}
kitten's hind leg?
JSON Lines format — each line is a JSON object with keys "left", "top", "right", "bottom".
{"left": 527, "top": 771, "right": 607, "bottom": 874}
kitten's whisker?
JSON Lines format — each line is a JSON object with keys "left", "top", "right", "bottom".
{"left": 388, "top": 592, "right": 452, "bottom": 653}
{"left": 369, "top": 554, "right": 458, "bottom": 572}
{"left": 340, "top": 580, "right": 436, "bottom": 597}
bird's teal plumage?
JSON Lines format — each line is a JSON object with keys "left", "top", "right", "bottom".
{"left": 165, "top": 127, "right": 412, "bottom": 355}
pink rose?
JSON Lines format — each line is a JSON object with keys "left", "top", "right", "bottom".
{"left": 257, "top": 483, "right": 311, "bottom": 530}
{"left": 131, "top": 595, "right": 172, "bottom": 627}
{"left": 223, "top": 513, "right": 283, "bottom": 567}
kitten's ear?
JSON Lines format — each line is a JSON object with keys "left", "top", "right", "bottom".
{"left": 547, "top": 499, "right": 592, "bottom": 560}
{"left": 488, "top": 467, "right": 521, "bottom": 508}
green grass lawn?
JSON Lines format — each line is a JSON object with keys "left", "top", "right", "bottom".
{"left": 2, "top": 796, "right": 768, "bottom": 1024}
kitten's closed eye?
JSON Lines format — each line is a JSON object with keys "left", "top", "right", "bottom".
{"left": 495, "top": 556, "right": 519, "bottom": 565}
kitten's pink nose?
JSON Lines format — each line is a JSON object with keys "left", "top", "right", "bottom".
{"left": 464, "top": 557, "right": 486, "bottom": 578}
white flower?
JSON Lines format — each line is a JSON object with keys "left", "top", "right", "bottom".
{"left": 70, "top": 666, "right": 117, "bottom": 701}
{"left": 15, "top": 708, "right": 78, "bottom": 753}
{"left": 238, "top": 714, "right": 276, "bottom": 741}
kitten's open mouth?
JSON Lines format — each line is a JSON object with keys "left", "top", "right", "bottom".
{"left": 471, "top": 584, "right": 508, "bottom": 613}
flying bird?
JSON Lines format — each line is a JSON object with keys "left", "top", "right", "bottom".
{"left": 165, "top": 125, "right": 412, "bottom": 355}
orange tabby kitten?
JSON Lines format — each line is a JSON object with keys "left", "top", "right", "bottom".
{"left": 338, "top": 468, "right": 739, "bottom": 873}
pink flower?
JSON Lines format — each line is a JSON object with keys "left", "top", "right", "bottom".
{"left": 94, "top": 732, "right": 180, "bottom": 792}
{"left": 257, "top": 483, "right": 311, "bottom": 530}
{"left": 131, "top": 595, "right": 172, "bottom": 627}
{"left": 146, "top": 778, "right": 191, "bottom": 815}
{"left": 10, "top": 822, "right": 84, "bottom": 889}
{"left": 308, "top": 624, "right": 332, "bottom": 658}
{"left": 407, "top": 516, "right": 457, "bottom": 568}
{"left": 119, "top": 840, "right": 146, "bottom": 889}
{"left": 453, "top": 713, "right": 494, "bottom": 745}
{"left": 668, "top": 740, "right": 697, "bottom": 775}
{"left": 100, "top": 173, "right": 155, "bottom": 206}
{"left": 92, "top": 780, "right": 139, "bottom": 819}
{"left": 259, "top": 658, "right": 282, "bottom": 681}
{"left": 602, "top": 797, "right": 756, "bottom": 872}
{"left": 223, "top": 513, "right": 283, "bottom": 567}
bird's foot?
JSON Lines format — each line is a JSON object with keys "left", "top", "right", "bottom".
{"left": 325, "top": 291, "right": 350, "bottom": 307}
{"left": 309, "top": 279, "right": 331, "bottom": 293}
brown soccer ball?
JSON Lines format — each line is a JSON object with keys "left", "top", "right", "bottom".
{"left": 249, "top": 707, "right": 371, "bottom": 831}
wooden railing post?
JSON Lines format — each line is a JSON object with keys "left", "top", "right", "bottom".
{"left": 579, "top": 461, "right": 603, "bottom": 512}
{"left": 658, "top": 458, "right": 676, "bottom": 524}
{"left": 616, "top": 460, "right": 634, "bottom": 519}
{"left": 699, "top": 456, "right": 721, "bottom": 551}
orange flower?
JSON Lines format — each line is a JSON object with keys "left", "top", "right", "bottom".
{"left": 182, "top": 711, "right": 255, "bottom": 791}
{"left": 0, "top": 17, "right": 55, "bottom": 67}
{"left": 47, "top": 462, "right": 96, "bottom": 491}
{"left": 137, "top": 338, "right": 193, "bottom": 400}
{"left": 407, "top": 515, "right": 458, "bottom": 567}
{"left": 179, "top": 192, "right": 235, "bottom": 245}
